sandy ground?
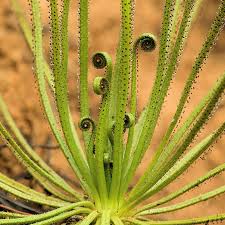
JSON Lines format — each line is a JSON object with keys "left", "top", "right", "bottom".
{"left": 0, "top": 0, "right": 225, "bottom": 221}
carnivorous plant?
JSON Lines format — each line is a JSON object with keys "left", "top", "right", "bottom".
{"left": 0, "top": 0, "right": 225, "bottom": 224}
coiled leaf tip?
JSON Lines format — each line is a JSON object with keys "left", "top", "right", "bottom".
{"left": 92, "top": 52, "right": 107, "bottom": 69}
{"left": 79, "top": 117, "right": 95, "bottom": 131}
{"left": 93, "top": 77, "right": 109, "bottom": 95}
{"left": 136, "top": 33, "right": 157, "bottom": 52}
{"left": 124, "top": 113, "right": 135, "bottom": 129}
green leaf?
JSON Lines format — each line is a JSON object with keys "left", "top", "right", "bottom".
{"left": 0, "top": 201, "right": 93, "bottom": 224}
{"left": 126, "top": 122, "right": 225, "bottom": 210}
{"left": 30, "top": 209, "right": 91, "bottom": 225}
{"left": 111, "top": 216, "right": 125, "bottom": 225}
{"left": 123, "top": 123, "right": 225, "bottom": 211}
{"left": 48, "top": 0, "right": 99, "bottom": 200}
{"left": 138, "top": 183, "right": 225, "bottom": 216}
{"left": 110, "top": 0, "right": 134, "bottom": 207}
{"left": 155, "top": 0, "right": 225, "bottom": 159}
{"left": 100, "top": 210, "right": 111, "bottom": 225}
{"left": 123, "top": 34, "right": 157, "bottom": 181}
{"left": 0, "top": 121, "right": 77, "bottom": 201}
{"left": 92, "top": 53, "right": 112, "bottom": 207}
{"left": 136, "top": 162, "right": 225, "bottom": 213}
{"left": 119, "top": 0, "right": 176, "bottom": 198}
{"left": 10, "top": 0, "right": 54, "bottom": 90}
{"left": 128, "top": 214, "right": 225, "bottom": 225}
{"left": 0, "top": 172, "right": 68, "bottom": 207}
{"left": 0, "top": 212, "right": 27, "bottom": 219}
{"left": 127, "top": 71, "right": 225, "bottom": 206}
{"left": 0, "top": 95, "right": 80, "bottom": 199}
{"left": 79, "top": 211, "right": 99, "bottom": 225}
{"left": 78, "top": 0, "right": 89, "bottom": 118}
{"left": 29, "top": 0, "right": 97, "bottom": 200}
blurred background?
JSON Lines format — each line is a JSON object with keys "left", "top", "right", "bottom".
{"left": 0, "top": 0, "right": 225, "bottom": 221}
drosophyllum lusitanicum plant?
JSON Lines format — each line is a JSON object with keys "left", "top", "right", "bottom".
{"left": 0, "top": 0, "right": 225, "bottom": 224}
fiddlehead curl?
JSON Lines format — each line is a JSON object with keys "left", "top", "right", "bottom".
{"left": 108, "top": 121, "right": 115, "bottom": 145}
{"left": 124, "top": 113, "right": 135, "bottom": 129}
{"left": 79, "top": 117, "right": 95, "bottom": 131}
{"left": 92, "top": 52, "right": 112, "bottom": 95}
{"left": 135, "top": 33, "right": 157, "bottom": 52}
{"left": 93, "top": 77, "right": 109, "bottom": 95}
{"left": 92, "top": 52, "right": 108, "bottom": 69}
{"left": 91, "top": 52, "right": 113, "bottom": 204}
{"left": 92, "top": 52, "right": 112, "bottom": 78}
{"left": 121, "top": 33, "right": 157, "bottom": 190}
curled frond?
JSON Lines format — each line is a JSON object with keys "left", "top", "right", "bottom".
{"left": 121, "top": 34, "right": 157, "bottom": 187}
{"left": 118, "top": 0, "right": 176, "bottom": 199}
{"left": 79, "top": 117, "right": 95, "bottom": 131}
{"left": 4, "top": 0, "right": 225, "bottom": 223}
{"left": 124, "top": 113, "right": 135, "bottom": 129}
{"left": 92, "top": 52, "right": 108, "bottom": 69}
{"left": 93, "top": 77, "right": 109, "bottom": 95}
{"left": 135, "top": 33, "right": 157, "bottom": 52}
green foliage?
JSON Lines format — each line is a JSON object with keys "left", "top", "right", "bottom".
{"left": 0, "top": 0, "right": 225, "bottom": 224}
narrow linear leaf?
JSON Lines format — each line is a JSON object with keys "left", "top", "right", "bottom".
{"left": 128, "top": 213, "right": 225, "bottom": 225}
{"left": 31, "top": 208, "right": 92, "bottom": 225}
{"left": 128, "top": 71, "right": 225, "bottom": 205}
{"left": 111, "top": 216, "right": 125, "bottom": 225}
{"left": 138, "top": 184, "right": 225, "bottom": 216}
{"left": 119, "top": 0, "right": 176, "bottom": 197}
{"left": 155, "top": 0, "right": 225, "bottom": 158}
{"left": 48, "top": 0, "right": 99, "bottom": 200}
{"left": 0, "top": 172, "right": 68, "bottom": 207}
{"left": 110, "top": 0, "right": 134, "bottom": 206}
{"left": 0, "top": 212, "right": 27, "bottom": 219}
{"left": 127, "top": 122, "right": 225, "bottom": 210}
{"left": 78, "top": 0, "right": 90, "bottom": 118}
{"left": 136, "top": 162, "right": 225, "bottom": 213}
{"left": 100, "top": 210, "right": 111, "bottom": 225}
{"left": 10, "top": 0, "right": 54, "bottom": 89}
{"left": 0, "top": 121, "right": 78, "bottom": 201}
{"left": 0, "top": 206, "right": 91, "bottom": 225}
{"left": 0, "top": 95, "right": 79, "bottom": 198}
{"left": 79, "top": 211, "right": 99, "bottom": 225}
{"left": 93, "top": 53, "right": 112, "bottom": 207}
{"left": 123, "top": 34, "right": 157, "bottom": 179}
{"left": 29, "top": 0, "right": 96, "bottom": 199}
